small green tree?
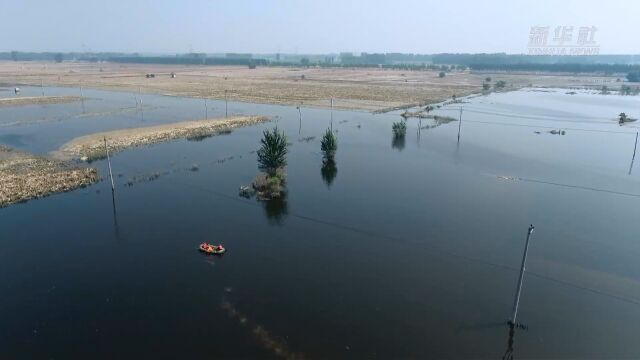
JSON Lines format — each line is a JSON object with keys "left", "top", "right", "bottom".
{"left": 257, "top": 127, "right": 288, "bottom": 176}
{"left": 494, "top": 80, "right": 507, "bottom": 89}
{"left": 483, "top": 83, "right": 491, "bottom": 90}
{"left": 627, "top": 72, "right": 640, "bottom": 82}
{"left": 438, "top": 71, "right": 446, "bottom": 78}
{"left": 392, "top": 121, "right": 407, "bottom": 151}
{"left": 485, "top": 77, "right": 492, "bottom": 83}
{"left": 320, "top": 128, "right": 337, "bottom": 163}
{"left": 392, "top": 120, "right": 407, "bottom": 136}
{"left": 54, "top": 53, "right": 63, "bottom": 63}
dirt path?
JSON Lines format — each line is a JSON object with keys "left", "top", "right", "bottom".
{"left": 0, "top": 145, "right": 98, "bottom": 207}
{"left": 53, "top": 115, "right": 270, "bottom": 161}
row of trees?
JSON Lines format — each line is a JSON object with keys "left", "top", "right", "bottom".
{"left": 254, "top": 125, "right": 338, "bottom": 198}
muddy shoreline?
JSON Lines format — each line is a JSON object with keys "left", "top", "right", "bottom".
{"left": 0, "top": 145, "right": 98, "bottom": 208}
{"left": 53, "top": 115, "right": 270, "bottom": 161}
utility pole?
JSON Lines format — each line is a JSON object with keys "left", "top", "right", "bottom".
{"left": 510, "top": 224, "right": 535, "bottom": 326}
{"left": 104, "top": 137, "right": 115, "bottom": 191}
{"left": 630, "top": 132, "right": 639, "bottom": 175}
{"left": 41, "top": 79, "right": 44, "bottom": 97}
{"left": 80, "top": 84, "right": 85, "bottom": 113}
{"left": 225, "top": 90, "right": 228, "bottom": 118}
{"left": 330, "top": 97, "right": 334, "bottom": 130}
{"left": 632, "top": 132, "right": 638, "bottom": 162}
{"left": 457, "top": 107, "right": 463, "bottom": 143}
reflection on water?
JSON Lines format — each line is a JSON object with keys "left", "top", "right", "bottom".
{"left": 392, "top": 133, "right": 406, "bottom": 151}
{"left": 320, "top": 160, "right": 338, "bottom": 188}
{"left": 262, "top": 195, "right": 288, "bottom": 225}
{"left": 110, "top": 189, "right": 120, "bottom": 241}
{"left": 502, "top": 323, "right": 516, "bottom": 360}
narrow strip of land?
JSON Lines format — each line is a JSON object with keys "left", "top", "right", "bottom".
{"left": 0, "top": 95, "right": 84, "bottom": 107}
{"left": 53, "top": 115, "right": 270, "bottom": 161}
{"left": 0, "top": 145, "right": 98, "bottom": 207}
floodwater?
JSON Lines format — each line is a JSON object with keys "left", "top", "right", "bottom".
{"left": 1, "top": 86, "right": 640, "bottom": 359}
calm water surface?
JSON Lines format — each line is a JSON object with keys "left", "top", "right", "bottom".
{"left": 1, "top": 86, "right": 640, "bottom": 359}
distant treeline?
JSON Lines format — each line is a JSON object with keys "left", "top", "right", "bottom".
{"left": 268, "top": 62, "right": 465, "bottom": 71}
{"left": 107, "top": 56, "right": 268, "bottom": 66}
{"left": 432, "top": 53, "right": 640, "bottom": 66}
{"left": 469, "top": 63, "right": 640, "bottom": 74}
{"left": 0, "top": 51, "right": 125, "bottom": 62}
{"left": 3, "top": 51, "right": 640, "bottom": 76}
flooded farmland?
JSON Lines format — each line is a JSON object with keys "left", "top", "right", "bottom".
{"left": 1, "top": 86, "right": 640, "bottom": 359}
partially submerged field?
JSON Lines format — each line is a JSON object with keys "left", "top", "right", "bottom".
{"left": 0, "top": 95, "right": 84, "bottom": 107}
{"left": 0, "top": 61, "right": 619, "bottom": 112}
{"left": 0, "top": 145, "right": 97, "bottom": 207}
{"left": 53, "top": 115, "right": 270, "bottom": 161}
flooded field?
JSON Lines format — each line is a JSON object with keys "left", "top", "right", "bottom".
{"left": 1, "top": 86, "right": 640, "bottom": 358}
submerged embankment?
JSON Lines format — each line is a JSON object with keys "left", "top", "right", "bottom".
{"left": 0, "top": 145, "right": 98, "bottom": 207}
{"left": 53, "top": 115, "right": 270, "bottom": 161}
{"left": 0, "top": 96, "right": 84, "bottom": 107}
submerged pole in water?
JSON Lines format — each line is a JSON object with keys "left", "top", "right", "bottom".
{"left": 510, "top": 224, "right": 535, "bottom": 325}
{"left": 330, "top": 98, "right": 334, "bottom": 130}
{"left": 41, "top": 79, "right": 44, "bottom": 96}
{"left": 297, "top": 105, "right": 302, "bottom": 134}
{"left": 633, "top": 132, "right": 638, "bottom": 162}
{"left": 630, "top": 132, "right": 639, "bottom": 175}
{"left": 225, "top": 90, "right": 228, "bottom": 118}
{"left": 457, "top": 107, "right": 463, "bottom": 143}
{"left": 79, "top": 85, "right": 85, "bottom": 113}
{"left": 104, "top": 137, "right": 115, "bottom": 192}
{"left": 204, "top": 98, "right": 208, "bottom": 119}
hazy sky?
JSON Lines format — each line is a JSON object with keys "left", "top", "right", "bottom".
{"left": 0, "top": 0, "right": 636, "bottom": 54}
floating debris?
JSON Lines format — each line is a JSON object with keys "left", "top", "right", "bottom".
{"left": 125, "top": 171, "right": 164, "bottom": 187}
{"left": 239, "top": 185, "right": 255, "bottom": 198}
{"left": 220, "top": 300, "right": 306, "bottom": 360}
{"left": 297, "top": 136, "right": 315, "bottom": 143}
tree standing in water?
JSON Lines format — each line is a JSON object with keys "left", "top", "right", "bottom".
{"left": 320, "top": 128, "right": 337, "bottom": 164}
{"left": 257, "top": 127, "right": 288, "bottom": 177}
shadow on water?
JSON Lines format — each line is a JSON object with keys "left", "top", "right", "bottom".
{"left": 320, "top": 160, "right": 338, "bottom": 188}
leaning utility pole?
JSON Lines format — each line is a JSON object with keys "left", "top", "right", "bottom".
{"left": 510, "top": 224, "right": 535, "bottom": 325}
{"left": 104, "top": 137, "right": 115, "bottom": 192}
